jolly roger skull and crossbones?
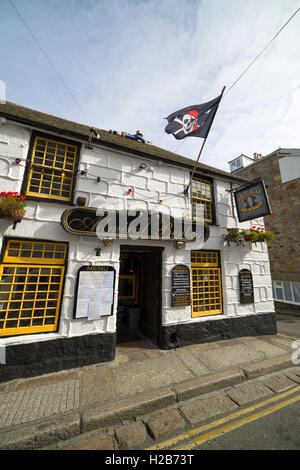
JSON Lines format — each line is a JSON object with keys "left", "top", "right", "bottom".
{"left": 173, "top": 109, "right": 210, "bottom": 136}
{"left": 165, "top": 93, "right": 222, "bottom": 140}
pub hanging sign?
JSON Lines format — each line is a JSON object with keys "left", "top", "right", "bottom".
{"left": 233, "top": 179, "right": 272, "bottom": 223}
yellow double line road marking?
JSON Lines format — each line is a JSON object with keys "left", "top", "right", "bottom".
{"left": 146, "top": 384, "right": 300, "bottom": 450}
{"left": 277, "top": 333, "right": 299, "bottom": 341}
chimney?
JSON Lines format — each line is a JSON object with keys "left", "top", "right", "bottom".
{"left": 253, "top": 152, "right": 262, "bottom": 160}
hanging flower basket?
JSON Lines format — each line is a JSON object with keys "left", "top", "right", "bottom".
{"left": 0, "top": 192, "right": 26, "bottom": 219}
{"left": 224, "top": 226, "right": 275, "bottom": 246}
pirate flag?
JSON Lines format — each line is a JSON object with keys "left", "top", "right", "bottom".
{"left": 164, "top": 94, "right": 222, "bottom": 140}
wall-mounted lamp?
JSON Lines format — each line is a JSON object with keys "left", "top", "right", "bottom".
{"left": 103, "top": 238, "right": 112, "bottom": 247}
{"left": 175, "top": 240, "right": 185, "bottom": 249}
{"left": 139, "top": 162, "right": 147, "bottom": 170}
{"left": 95, "top": 248, "right": 102, "bottom": 256}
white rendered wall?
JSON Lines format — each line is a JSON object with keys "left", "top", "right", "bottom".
{"left": 0, "top": 121, "right": 274, "bottom": 346}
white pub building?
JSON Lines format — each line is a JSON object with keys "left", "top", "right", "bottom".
{"left": 0, "top": 102, "right": 276, "bottom": 381}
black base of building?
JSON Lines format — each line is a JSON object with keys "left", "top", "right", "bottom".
{"left": 0, "top": 332, "right": 116, "bottom": 383}
{"left": 158, "top": 313, "right": 277, "bottom": 350}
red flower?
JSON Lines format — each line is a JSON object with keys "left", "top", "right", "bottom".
{"left": 0, "top": 191, "right": 26, "bottom": 201}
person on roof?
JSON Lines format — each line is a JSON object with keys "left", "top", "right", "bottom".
{"left": 124, "top": 130, "right": 145, "bottom": 143}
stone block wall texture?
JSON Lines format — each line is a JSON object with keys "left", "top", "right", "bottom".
{"left": 237, "top": 154, "right": 300, "bottom": 283}
{"left": 0, "top": 121, "right": 274, "bottom": 349}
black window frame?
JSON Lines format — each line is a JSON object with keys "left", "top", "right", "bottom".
{"left": 21, "top": 131, "right": 81, "bottom": 206}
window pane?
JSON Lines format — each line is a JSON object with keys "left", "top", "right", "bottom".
{"left": 283, "top": 281, "right": 293, "bottom": 302}
{"left": 292, "top": 282, "right": 300, "bottom": 303}
{"left": 275, "top": 282, "right": 284, "bottom": 301}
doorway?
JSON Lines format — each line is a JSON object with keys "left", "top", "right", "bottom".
{"left": 117, "top": 246, "right": 163, "bottom": 345}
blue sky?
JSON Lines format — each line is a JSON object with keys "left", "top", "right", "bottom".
{"left": 1, "top": 0, "right": 300, "bottom": 171}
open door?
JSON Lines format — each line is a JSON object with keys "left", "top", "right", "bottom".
{"left": 117, "top": 247, "right": 162, "bottom": 345}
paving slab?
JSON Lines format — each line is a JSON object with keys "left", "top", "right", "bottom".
{"left": 186, "top": 342, "right": 221, "bottom": 352}
{"left": 16, "top": 372, "right": 78, "bottom": 390}
{"left": 175, "top": 349, "right": 209, "bottom": 376}
{"left": 0, "top": 411, "right": 80, "bottom": 450}
{"left": 196, "top": 344, "right": 264, "bottom": 369}
{"left": 82, "top": 387, "right": 176, "bottom": 433}
{"left": 80, "top": 365, "right": 116, "bottom": 406}
{"left": 174, "top": 369, "right": 244, "bottom": 401}
{"left": 261, "top": 374, "right": 297, "bottom": 393}
{"left": 146, "top": 408, "right": 186, "bottom": 439}
{"left": 226, "top": 381, "right": 274, "bottom": 406}
{"left": 0, "top": 379, "right": 79, "bottom": 427}
{"left": 243, "top": 338, "right": 288, "bottom": 358}
{"left": 127, "top": 351, "right": 148, "bottom": 361}
{"left": 114, "top": 421, "right": 148, "bottom": 448}
{"left": 283, "top": 368, "right": 300, "bottom": 384}
{"left": 259, "top": 335, "right": 293, "bottom": 351}
{"left": 180, "top": 391, "right": 238, "bottom": 425}
{"left": 110, "top": 354, "right": 194, "bottom": 397}
{"left": 242, "top": 354, "right": 293, "bottom": 379}
{"left": 57, "top": 430, "right": 115, "bottom": 450}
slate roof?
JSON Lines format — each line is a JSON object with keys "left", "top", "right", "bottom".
{"left": 0, "top": 101, "right": 248, "bottom": 183}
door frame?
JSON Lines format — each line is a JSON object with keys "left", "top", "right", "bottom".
{"left": 119, "top": 245, "right": 164, "bottom": 345}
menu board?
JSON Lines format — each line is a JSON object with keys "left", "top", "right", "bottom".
{"left": 74, "top": 266, "right": 115, "bottom": 320}
{"left": 171, "top": 264, "right": 191, "bottom": 307}
{"left": 239, "top": 269, "right": 254, "bottom": 304}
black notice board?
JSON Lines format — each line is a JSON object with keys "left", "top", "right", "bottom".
{"left": 239, "top": 269, "right": 254, "bottom": 304}
{"left": 172, "top": 264, "right": 191, "bottom": 307}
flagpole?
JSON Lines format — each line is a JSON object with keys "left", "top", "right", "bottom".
{"left": 184, "top": 86, "right": 226, "bottom": 196}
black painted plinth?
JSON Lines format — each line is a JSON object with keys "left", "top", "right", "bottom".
{"left": 158, "top": 312, "right": 277, "bottom": 350}
{"left": 0, "top": 332, "right": 116, "bottom": 383}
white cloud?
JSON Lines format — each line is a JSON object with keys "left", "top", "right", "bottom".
{"left": 1, "top": 0, "right": 300, "bottom": 173}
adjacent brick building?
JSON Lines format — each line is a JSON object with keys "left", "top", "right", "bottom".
{"left": 230, "top": 149, "right": 300, "bottom": 309}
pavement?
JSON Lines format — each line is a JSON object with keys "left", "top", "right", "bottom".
{"left": 0, "top": 333, "right": 300, "bottom": 450}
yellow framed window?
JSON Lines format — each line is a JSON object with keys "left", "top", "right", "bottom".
{"left": 119, "top": 275, "right": 138, "bottom": 302}
{"left": 191, "top": 250, "right": 222, "bottom": 317}
{"left": 0, "top": 239, "right": 67, "bottom": 337}
{"left": 192, "top": 177, "right": 213, "bottom": 223}
{"left": 26, "top": 135, "right": 78, "bottom": 201}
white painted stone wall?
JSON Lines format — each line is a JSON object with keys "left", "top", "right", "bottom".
{"left": 0, "top": 120, "right": 274, "bottom": 347}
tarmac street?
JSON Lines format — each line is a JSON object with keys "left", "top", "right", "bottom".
{"left": 153, "top": 387, "right": 300, "bottom": 450}
{"left": 276, "top": 314, "right": 300, "bottom": 339}
{"left": 0, "top": 333, "right": 300, "bottom": 450}
{"left": 275, "top": 301, "right": 300, "bottom": 339}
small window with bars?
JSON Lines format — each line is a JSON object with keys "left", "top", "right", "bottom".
{"left": 25, "top": 135, "right": 79, "bottom": 202}
{"left": 191, "top": 177, "right": 213, "bottom": 223}
{"left": 191, "top": 250, "right": 222, "bottom": 317}
{"left": 0, "top": 239, "right": 67, "bottom": 337}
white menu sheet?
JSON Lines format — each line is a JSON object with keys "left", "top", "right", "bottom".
{"left": 75, "top": 269, "right": 114, "bottom": 320}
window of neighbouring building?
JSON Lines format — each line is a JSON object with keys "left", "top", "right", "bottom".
{"left": 0, "top": 239, "right": 67, "bottom": 337}
{"left": 191, "top": 177, "right": 213, "bottom": 223}
{"left": 191, "top": 250, "right": 222, "bottom": 317}
{"left": 272, "top": 280, "right": 300, "bottom": 305}
{"left": 24, "top": 134, "right": 80, "bottom": 202}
